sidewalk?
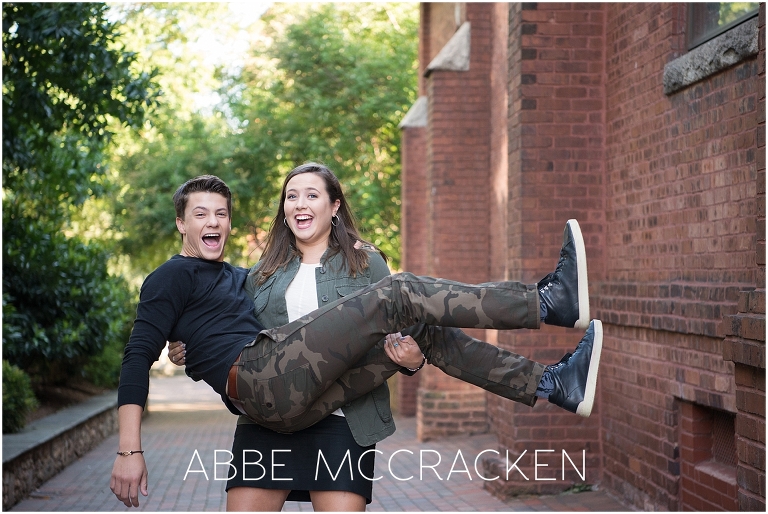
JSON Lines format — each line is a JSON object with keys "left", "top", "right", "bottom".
{"left": 10, "top": 376, "right": 632, "bottom": 512}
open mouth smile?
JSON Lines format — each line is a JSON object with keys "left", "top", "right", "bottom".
{"left": 202, "top": 233, "right": 221, "bottom": 247}
{"left": 295, "top": 215, "right": 313, "bottom": 229}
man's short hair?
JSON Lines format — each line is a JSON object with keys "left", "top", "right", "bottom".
{"left": 173, "top": 175, "right": 232, "bottom": 219}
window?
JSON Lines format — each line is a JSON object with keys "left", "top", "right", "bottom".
{"left": 678, "top": 402, "right": 738, "bottom": 510}
{"left": 688, "top": 3, "right": 760, "bottom": 49}
{"left": 712, "top": 410, "right": 737, "bottom": 466}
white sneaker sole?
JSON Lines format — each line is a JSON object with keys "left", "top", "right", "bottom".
{"left": 576, "top": 319, "right": 602, "bottom": 417}
{"left": 567, "top": 219, "right": 590, "bottom": 329}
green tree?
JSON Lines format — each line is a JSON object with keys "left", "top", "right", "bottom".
{"left": 113, "top": 3, "right": 418, "bottom": 270}
{"left": 226, "top": 3, "right": 419, "bottom": 267}
{"left": 107, "top": 2, "right": 257, "bottom": 273}
{"left": 2, "top": 2, "right": 157, "bottom": 382}
{"left": 3, "top": 2, "right": 156, "bottom": 217}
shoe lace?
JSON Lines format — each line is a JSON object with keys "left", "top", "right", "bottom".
{"left": 538, "top": 248, "right": 569, "bottom": 291}
{"left": 554, "top": 248, "right": 568, "bottom": 275}
{"left": 539, "top": 271, "right": 556, "bottom": 291}
{"left": 546, "top": 352, "right": 572, "bottom": 372}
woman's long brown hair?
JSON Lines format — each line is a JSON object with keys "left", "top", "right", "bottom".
{"left": 252, "top": 162, "right": 387, "bottom": 286}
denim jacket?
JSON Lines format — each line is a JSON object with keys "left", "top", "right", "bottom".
{"left": 239, "top": 248, "right": 398, "bottom": 446}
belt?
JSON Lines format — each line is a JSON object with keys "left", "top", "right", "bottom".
{"left": 227, "top": 355, "right": 246, "bottom": 415}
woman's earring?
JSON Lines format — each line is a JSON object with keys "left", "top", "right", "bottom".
{"left": 283, "top": 218, "right": 288, "bottom": 227}
{"left": 331, "top": 214, "right": 339, "bottom": 227}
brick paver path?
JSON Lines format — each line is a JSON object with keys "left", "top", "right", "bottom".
{"left": 11, "top": 375, "right": 632, "bottom": 511}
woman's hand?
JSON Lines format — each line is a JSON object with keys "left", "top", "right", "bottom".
{"left": 384, "top": 333, "right": 425, "bottom": 371}
{"left": 167, "top": 341, "right": 186, "bottom": 366}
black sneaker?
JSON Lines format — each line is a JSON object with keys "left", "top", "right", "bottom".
{"left": 547, "top": 319, "right": 603, "bottom": 417}
{"left": 538, "top": 219, "right": 589, "bottom": 329}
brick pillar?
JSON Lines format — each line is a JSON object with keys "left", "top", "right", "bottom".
{"left": 484, "top": 3, "right": 606, "bottom": 495}
{"left": 399, "top": 97, "right": 428, "bottom": 417}
{"left": 416, "top": 3, "right": 494, "bottom": 441}
{"left": 722, "top": 296, "right": 765, "bottom": 511}
{"left": 722, "top": 6, "right": 766, "bottom": 510}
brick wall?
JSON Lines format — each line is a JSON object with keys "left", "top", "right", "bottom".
{"left": 418, "top": 3, "right": 431, "bottom": 95}
{"left": 395, "top": 5, "right": 431, "bottom": 418}
{"left": 400, "top": 119, "right": 428, "bottom": 278}
{"left": 599, "top": 3, "right": 762, "bottom": 510}
{"left": 678, "top": 402, "right": 740, "bottom": 511}
{"left": 399, "top": 122, "right": 427, "bottom": 417}
{"left": 722, "top": 286, "right": 765, "bottom": 511}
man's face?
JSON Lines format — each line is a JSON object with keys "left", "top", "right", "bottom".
{"left": 176, "top": 191, "right": 231, "bottom": 261}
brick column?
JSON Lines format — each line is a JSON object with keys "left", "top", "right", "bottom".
{"left": 722, "top": 6, "right": 766, "bottom": 511}
{"left": 417, "top": 3, "right": 495, "bottom": 441}
{"left": 722, "top": 291, "right": 765, "bottom": 511}
{"left": 484, "top": 2, "right": 606, "bottom": 495}
{"left": 399, "top": 97, "right": 428, "bottom": 417}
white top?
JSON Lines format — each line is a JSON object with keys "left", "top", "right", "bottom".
{"left": 285, "top": 263, "right": 321, "bottom": 323}
{"left": 285, "top": 262, "right": 345, "bottom": 417}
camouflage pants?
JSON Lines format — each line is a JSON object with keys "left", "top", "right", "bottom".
{"left": 235, "top": 272, "right": 545, "bottom": 433}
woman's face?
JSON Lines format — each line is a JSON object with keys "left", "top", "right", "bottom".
{"left": 283, "top": 172, "right": 340, "bottom": 250}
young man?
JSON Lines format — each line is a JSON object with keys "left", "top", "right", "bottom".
{"left": 110, "top": 175, "right": 602, "bottom": 507}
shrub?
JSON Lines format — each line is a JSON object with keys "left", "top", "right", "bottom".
{"left": 82, "top": 336, "right": 128, "bottom": 389}
{"left": 2, "top": 360, "right": 39, "bottom": 433}
{"left": 2, "top": 217, "right": 134, "bottom": 384}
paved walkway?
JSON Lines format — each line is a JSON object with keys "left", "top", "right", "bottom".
{"left": 11, "top": 376, "right": 633, "bottom": 512}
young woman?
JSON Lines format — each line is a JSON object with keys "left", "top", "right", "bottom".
{"left": 230, "top": 163, "right": 421, "bottom": 510}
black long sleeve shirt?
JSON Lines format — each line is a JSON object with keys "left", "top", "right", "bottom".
{"left": 117, "top": 255, "right": 263, "bottom": 410}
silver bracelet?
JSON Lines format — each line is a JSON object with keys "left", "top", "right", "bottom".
{"left": 406, "top": 355, "right": 426, "bottom": 372}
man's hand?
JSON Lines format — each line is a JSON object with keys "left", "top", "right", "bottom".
{"left": 110, "top": 452, "right": 148, "bottom": 507}
{"left": 111, "top": 404, "right": 148, "bottom": 507}
{"left": 168, "top": 341, "right": 186, "bottom": 366}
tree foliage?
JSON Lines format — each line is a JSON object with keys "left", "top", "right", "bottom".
{"left": 3, "top": 219, "right": 134, "bottom": 377}
{"left": 227, "top": 3, "right": 419, "bottom": 267}
{"left": 115, "top": 3, "right": 418, "bottom": 270}
{"left": 106, "top": 2, "right": 255, "bottom": 272}
{"left": 3, "top": 2, "right": 157, "bottom": 217}
{"left": 2, "top": 2, "right": 157, "bottom": 381}
{"left": 2, "top": 360, "right": 38, "bottom": 433}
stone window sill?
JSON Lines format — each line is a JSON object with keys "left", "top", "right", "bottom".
{"left": 663, "top": 17, "right": 759, "bottom": 95}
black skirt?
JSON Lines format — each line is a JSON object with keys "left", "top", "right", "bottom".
{"left": 226, "top": 414, "right": 375, "bottom": 504}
